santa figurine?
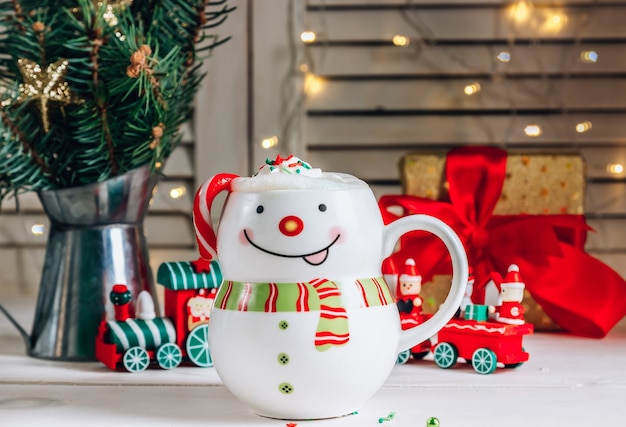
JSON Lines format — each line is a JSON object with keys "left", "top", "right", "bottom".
{"left": 493, "top": 264, "right": 526, "bottom": 325}
{"left": 187, "top": 288, "right": 215, "bottom": 331}
{"left": 395, "top": 258, "right": 423, "bottom": 316}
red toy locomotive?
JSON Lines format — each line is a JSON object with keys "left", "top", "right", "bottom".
{"left": 95, "top": 259, "right": 222, "bottom": 372}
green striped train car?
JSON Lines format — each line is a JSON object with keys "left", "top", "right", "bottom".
{"left": 105, "top": 317, "right": 177, "bottom": 353}
{"left": 157, "top": 259, "right": 223, "bottom": 293}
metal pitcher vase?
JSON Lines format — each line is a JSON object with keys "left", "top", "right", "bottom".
{"left": 0, "top": 165, "right": 160, "bottom": 361}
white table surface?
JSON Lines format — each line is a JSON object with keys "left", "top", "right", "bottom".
{"left": 1, "top": 296, "right": 625, "bottom": 427}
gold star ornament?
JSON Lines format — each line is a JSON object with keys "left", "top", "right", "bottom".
{"left": 16, "top": 58, "right": 81, "bottom": 132}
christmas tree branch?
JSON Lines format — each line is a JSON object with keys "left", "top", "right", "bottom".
{"left": 126, "top": 45, "right": 166, "bottom": 109}
{"left": 0, "top": 0, "right": 234, "bottom": 199}
{"left": 196, "top": 34, "right": 231, "bottom": 53}
{"left": 97, "top": 103, "right": 119, "bottom": 176}
{"left": 89, "top": 28, "right": 104, "bottom": 86}
{"left": 203, "top": 3, "right": 235, "bottom": 29}
{"left": 1, "top": 105, "right": 55, "bottom": 178}
{"left": 33, "top": 21, "right": 46, "bottom": 66}
{"left": 80, "top": 0, "right": 119, "bottom": 176}
{"left": 10, "top": 0, "right": 25, "bottom": 32}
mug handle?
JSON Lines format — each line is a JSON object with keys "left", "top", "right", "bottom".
{"left": 193, "top": 173, "right": 239, "bottom": 261}
{"left": 382, "top": 214, "right": 468, "bottom": 353}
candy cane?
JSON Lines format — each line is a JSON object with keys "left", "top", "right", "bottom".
{"left": 193, "top": 173, "right": 238, "bottom": 261}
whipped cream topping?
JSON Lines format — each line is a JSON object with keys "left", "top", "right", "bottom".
{"left": 232, "top": 154, "right": 368, "bottom": 192}
{"left": 255, "top": 155, "right": 323, "bottom": 178}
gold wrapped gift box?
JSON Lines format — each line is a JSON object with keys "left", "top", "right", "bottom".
{"left": 401, "top": 151, "right": 586, "bottom": 330}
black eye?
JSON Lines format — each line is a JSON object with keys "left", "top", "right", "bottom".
{"left": 318, "top": 204, "right": 327, "bottom": 212}
{"left": 256, "top": 205, "right": 264, "bottom": 214}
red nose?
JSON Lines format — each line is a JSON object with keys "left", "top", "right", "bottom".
{"left": 279, "top": 215, "right": 304, "bottom": 236}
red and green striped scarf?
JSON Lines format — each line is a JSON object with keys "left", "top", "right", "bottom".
{"left": 215, "top": 277, "right": 392, "bottom": 351}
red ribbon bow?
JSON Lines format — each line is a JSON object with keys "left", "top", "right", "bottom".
{"left": 380, "top": 146, "right": 626, "bottom": 337}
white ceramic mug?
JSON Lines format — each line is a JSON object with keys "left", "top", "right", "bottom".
{"left": 194, "top": 156, "right": 468, "bottom": 420}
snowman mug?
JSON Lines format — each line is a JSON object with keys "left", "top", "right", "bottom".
{"left": 194, "top": 156, "right": 468, "bottom": 420}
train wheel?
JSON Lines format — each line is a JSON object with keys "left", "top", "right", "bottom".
{"left": 396, "top": 350, "right": 411, "bottom": 365}
{"left": 186, "top": 324, "right": 213, "bottom": 367}
{"left": 157, "top": 343, "right": 182, "bottom": 370}
{"left": 433, "top": 342, "right": 458, "bottom": 369}
{"left": 123, "top": 346, "right": 150, "bottom": 372}
{"left": 472, "top": 348, "right": 497, "bottom": 375}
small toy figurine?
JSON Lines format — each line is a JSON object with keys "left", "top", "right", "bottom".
{"left": 395, "top": 258, "right": 432, "bottom": 364}
{"left": 493, "top": 264, "right": 526, "bottom": 325}
{"left": 187, "top": 289, "right": 215, "bottom": 331}
{"left": 396, "top": 258, "right": 423, "bottom": 317}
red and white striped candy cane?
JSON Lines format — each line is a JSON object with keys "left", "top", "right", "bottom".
{"left": 193, "top": 173, "right": 238, "bottom": 261}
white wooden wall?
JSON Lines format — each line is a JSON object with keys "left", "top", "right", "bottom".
{"left": 295, "top": 0, "right": 626, "bottom": 278}
{"left": 2, "top": 0, "right": 626, "bottom": 296}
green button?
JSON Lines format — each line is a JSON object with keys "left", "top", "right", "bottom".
{"left": 278, "top": 382, "right": 294, "bottom": 394}
{"left": 278, "top": 320, "right": 289, "bottom": 330}
{"left": 277, "top": 353, "right": 290, "bottom": 365}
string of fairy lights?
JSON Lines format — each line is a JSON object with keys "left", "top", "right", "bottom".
{"left": 254, "top": 0, "right": 622, "bottom": 178}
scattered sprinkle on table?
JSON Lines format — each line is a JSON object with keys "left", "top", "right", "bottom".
{"left": 426, "top": 416, "right": 440, "bottom": 426}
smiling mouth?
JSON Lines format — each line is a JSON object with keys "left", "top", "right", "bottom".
{"left": 243, "top": 230, "right": 341, "bottom": 266}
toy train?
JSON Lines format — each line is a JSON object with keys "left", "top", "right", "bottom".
{"left": 396, "top": 305, "right": 534, "bottom": 374}
{"left": 95, "top": 259, "right": 222, "bottom": 372}
{"left": 391, "top": 261, "right": 533, "bottom": 374}
{"left": 433, "top": 315, "right": 533, "bottom": 374}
